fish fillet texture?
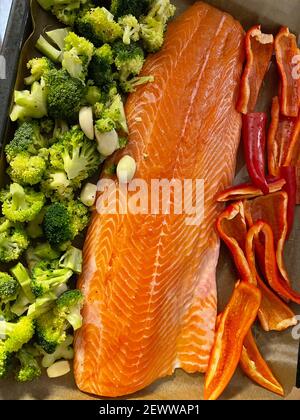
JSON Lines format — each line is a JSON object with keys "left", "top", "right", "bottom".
{"left": 75, "top": 1, "right": 244, "bottom": 397}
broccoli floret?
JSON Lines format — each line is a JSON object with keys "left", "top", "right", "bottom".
{"left": 120, "top": 75, "right": 154, "bottom": 93}
{"left": 0, "top": 346, "right": 12, "bottom": 378}
{"left": 41, "top": 171, "right": 74, "bottom": 203}
{"left": 27, "top": 209, "right": 46, "bottom": 240}
{"left": 56, "top": 289, "right": 84, "bottom": 330}
{"left": 10, "top": 263, "right": 35, "bottom": 303}
{"left": 41, "top": 335, "right": 74, "bottom": 368}
{"left": 8, "top": 153, "right": 46, "bottom": 186}
{"left": 0, "top": 316, "right": 35, "bottom": 353}
{"left": 44, "top": 69, "right": 86, "bottom": 121}
{"left": 37, "top": 0, "right": 91, "bottom": 26}
{"left": 15, "top": 346, "right": 41, "bottom": 382}
{"left": 85, "top": 84, "right": 102, "bottom": 105}
{"left": 36, "top": 35, "right": 62, "bottom": 63}
{"left": 59, "top": 246, "right": 83, "bottom": 274}
{"left": 0, "top": 272, "right": 19, "bottom": 321}
{"left": 43, "top": 201, "right": 89, "bottom": 246}
{"left": 27, "top": 292, "right": 59, "bottom": 318}
{"left": 30, "top": 260, "right": 73, "bottom": 298}
{"left": 148, "top": 0, "right": 176, "bottom": 22}
{"left": 113, "top": 41, "right": 145, "bottom": 84}
{"left": 52, "top": 120, "right": 70, "bottom": 142}
{"left": 110, "top": 0, "right": 150, "bottom": 18}
{"left": 62, "top": 32, "right": 94, "bottom": 81}
{"left": 26, "top": 243, "right": 61, "bottom": 272}
{"left": 49, "top": 126, "right": 101, "bottom": 186}
{"left": 40, "top": 117, "right": 55, "bottom": 135}
{"left": 35, "top": 309, "right": 67, "bottom": 354}
{"left": 0, "top": 183, "right": 45, "bottom": 223}
{"left": 0, "top": 218, "right": 29, "bottom": 264}
{"left": 95, "top": 93, "right": 128, "bottom": 133}
{"left": 140, "top": 16, "right": 164, "bottom": 52}
{"left": 119, "top": 15, "right": 140, "bottom": 45}
{"left": 46, "top": 27, "right": 71, "bottom": 51}
{"left": 10, "top": 80, "right": 48, "bottom": 122}
{"left": 5, "top": 121, "right": 47, "bottom": 163}
{"left": 24, "top": 57, "right": 54, "bottom": 85}
{"left": 88, "top": 44, "right": 114, "bottom": 88}
{"left": 76, "top": 7, "right": 122, "bottom": 46}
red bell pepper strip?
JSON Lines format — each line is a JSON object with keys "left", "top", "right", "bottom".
{"left": 237, "top": 26, "right": 274, "bottom": 114}
{"left": 245, "top": 221, "right": 300, "bottom": 304}
{"left": 280, "top": 166, "right": 296, "bottom": 237}
{"left": 204, "top": 282, "right": 261, "bottom": 401}
{"left": 244, "top": 192, "right": 290, "bottom": 286}
{"left": 216, "top": 178, "right": 285, "bottom": 203}
{"left": 268, "top": 96, "right": 299, "bottom": 176}
{"left": 240, "top": 329, "right": 284, "bottom": 397}
{"left": 243, "top": 113, "right": 269, "bottom": 194}
{"left": 284, "top": 116, "right": 300, "bottom": 167}
{"left": 275, "top": 27, "right": 300, "bottom": 117}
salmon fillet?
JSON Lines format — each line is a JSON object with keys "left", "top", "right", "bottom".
{"left": 74, "top": 1, "right": 244, "bottom": 397}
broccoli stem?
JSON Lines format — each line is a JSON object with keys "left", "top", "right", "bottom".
{"left": 36, "top": 35, "right": 62, "bottom": 63}
{"left": 10, "top": 263, "right": 35, "bottom": 303}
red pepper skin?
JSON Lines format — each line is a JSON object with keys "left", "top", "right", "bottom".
{"left": 275, "top": 27, "right": 300, "bottom": 118}
{"left": 237, "top": 26, "right": 274, "bottom": 114}
{"left": 243, "top": 113, "right": 269, "bottom": 195}
{"left": 280, "top": 166, "right": 296, "bottom": 238}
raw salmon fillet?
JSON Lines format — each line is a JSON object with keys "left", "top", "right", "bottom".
{"left": 74, "top": 1, "right": 244, "bottom": 397}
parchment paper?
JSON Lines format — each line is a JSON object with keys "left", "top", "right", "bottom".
{"left": 0, "top": 0, "right": 299, "bottom": 400}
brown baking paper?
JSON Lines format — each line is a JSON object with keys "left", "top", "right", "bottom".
{"left": 0, "top": 0, "right": 300, "bottom": 400}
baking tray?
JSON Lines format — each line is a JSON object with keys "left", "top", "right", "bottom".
{"left": 0, "top": 0, "right": 300, "bottom": 400}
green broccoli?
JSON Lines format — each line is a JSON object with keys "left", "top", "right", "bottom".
{"left": 24, "top": 57, "right": 54, "bottom": 85}
{"left": 0, "top": 346, "right": 12, "bottom": 378}
{"left": 52, "top": 120, "right": 70, "bottom": 142}
{"left": 148, "top": 0, "right": 176, "bottom": 23}
{"left": 85, "top": 84, "right": 102, "bottom": 105}
{"left": 120, "top": 75, "right": 154, "bottom": 93}
{"left": 62, "top": 32, "right": 94, "bottom": 81}
{"left": 49, "top": 126, "right": 101, "bottom": 186}
{"left": 59, "top": 246, "right": 83, "bottom": 274}
{"left": 56, "top": 289, "right": 84, "bottom": 331}
{"left": 88, "top": 44, "right": 114, "bottom": 88}
{"left": 40, "top": 117, "right": 55, "bottom": 135}
{"left": 76, "top": 7, "right": 122, "bottom": 46}
{"left": 0, "top": 316, "right": 35, "bottom": 353}
{"left": 11, "top": 291, "right": 31, "bottom": 317}
{"left": 27, "top": 292, "right": 59, "bottom": 318}
{"left": 41, "top": 171, "right": 74, "bottom": 203}
{"left": 46, "top": 27, "right": 71, "bottom": 51}
{"left": 119, "top": 15, "right": 140, "bottom": 45}
{"left": 27, "top": 209, "right": 46, "bottom": 240}
{"left": 5, "top": 121, "right": 47, "bottom": 163}
{"left": 26, "top": 243, "right": 61, "bottom": 272}
{"left": 44, "top": 69, "right": 86, "bottom": 121}
{"left": 30, "top": 260, "right": 73, "bottom": 298}
{"left": 0, "top": 218, "right": 29, "bottom": 264}
{"left": 10, "top": 263, "right": 35, "bottom": 303}
{"left": 95, "top": 93, "right": 128, "bottom": 133}
{"left": 41, "top": 335, "right": 74, "bottom": 368}
{"left": 0, "top": 183, "right": 45, "bottom": 223}
{"left": 8, "top": 153, "right": 47, "bottom": 186}
{"left": 0, "top": 272, "right": 19, "bottom": 321}
{"left": 110, "top": 0, "right": 150, "bottom": 18}
{"left": 43, "top": 201, "right": 89, "bottom": 247}
{"left": 15, "top": 346, "right": 41, "bottom": 382}
{"left": 10, "top": 79, "right": 48, "bottom": 122}
{"left": 37, "top": 0, "right": 91, "bottom": 26}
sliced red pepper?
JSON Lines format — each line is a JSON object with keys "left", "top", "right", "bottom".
{"left": 284, "top": 115, "right": 300, "bottom": 167}
{"left": 216, "top": 202, "right": 296, "bottom": 331}
{"left": 244, "top": 192, "right": 290, "bottom": 286}
{"left": 267, "top": 96, "right": 299, "bottom": 176}
{"left": 204, "top": 282, "right": 262, "bottom": 401}
{"left": 216, "top": 178, "right": 285, "bottom": 203}
{"left": 280, "top": 166, "right": 296, "bottom": 237}
{"left": 243, "top": 113, "right": 269, "bottom": 194}
{"left": 237, "top": 26, "right": 274, "bottom": 114}
{"left": 245, "top": 221, "right": 300, "bottom": 304}
{"left": 275, "top": 27, "right": 300, "bottom": 117}
{"left": 240, "top": 329, "right": 284, "bottom": 397}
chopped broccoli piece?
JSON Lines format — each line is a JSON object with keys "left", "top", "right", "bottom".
{"left": 35, "top": 308, "right": 67, "bottom": 354}
{"left": 56, "top": 289, "right": 84, "bottom": 330}
{"left": 49, "top": 126, "right": 101, "bottom": 186}
{"left": 10, "top": 80, "right": 48, "bottom": 122}
{"left": 76, "top": 7, "right": 122, "bottom": 46}
{"left": 52, "top": 120, "right": 70, "bottom": 143}
{"left": 37, "top": 0, "right": 91, "bottom": 26}
{"left": 40, "top": 117, "right": 55, "bottom": 135}
{"left": 96, "top": 93, "right": 128, "bottom": 133}
{"left": 113, "top": 41, "right": 145, "bottom": 85}
{"left": 88, "top": 44, "right": 114, "bottom": 88}
{"left": 26, "top": 243, "right": 61, "bottom": 272}
{"left": 119, "top": 15, "right": 140, "bottom": 45}
{"left": 36, "top": 35, "right": 62, "bottom": 63}
{"left": 140, "top": 16, "right": 164, "bottom": 52}
{"left": 41, "top": 335, "right": 74, "bottom": 368}
{"left": 5, "top": 121, "right": 47, "bottom": 163}
{"left": 15, "top": 346, "right": 42, "bottom": 382}
{"left": 59, "top": 247, "right": 83, "bottom": 274}
{"left": 110, "top": 0, "right": 150, "bottom": 18}
{"left": 85, "top": 84, "right": 102, "bottom": 105}
{"left": 0, "top": 316, "right": 35, "bottom": 353}
{"left": 0, "top": 346, "right": 12, "bottom": 378}
{"left": 43, "top": 201, "right": 89, "bottom": 247}
{"left": 46, "top": 28, "right": 71, "bottom": 51}
{"left": 121, "top": 75, "right": 154, "bottom": 93}
{"left": 148, "top": 0, "right": 176, "bottom": 23}
{"left": 41, "top": 171, "right": 74, "bottom": 203}
{"left": 0, "top": 183, "right": 45, "bottom": 223}
{"left": 0, "top": 218, "right": 29, "bottom": 264}
{"left": 27, "top": 292, "right": 59, "bottom": 318}
{"left": 24, "top": 57, "right": 54, "bottom": 85}
{"left": 62, "top": 32, "right": 94, "bottom": 81}
{"left": 0, "top": 272, "right": 19, "bottom": 320}
{"left": 11, "top": 291, "right": 31, "bottom": 317}
{"left": 10, "top": 263, "right": 35, "bottom": 303}
{"left": 44, "top": 69, "right": 86, "bottom": 121}
{"left": 27, "top": 209, "right": 46, "bottom": 240}
{"left": 8, "top": 153, "right": 47, "bottom": 186}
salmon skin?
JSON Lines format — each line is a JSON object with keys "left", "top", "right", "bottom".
{"left": 75, "top": 1, "right": 244, "bottom": 397}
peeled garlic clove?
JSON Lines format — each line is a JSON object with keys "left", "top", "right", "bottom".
{"left": 47, "top": 361, "right": 71, "bottom": 378}
{"left": 80, "top": 183, "right": 98, "bottom": 207}
{"left": 95, "top": 129, "right": 119, "bottom": 157}
{"left": 79, "top": 107, "right": 94, "bottom": 140}
{"left": 117, "top": 155, "right": 137, "bottom": 184}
